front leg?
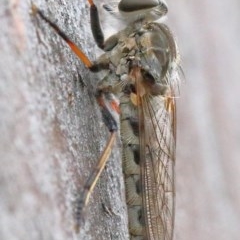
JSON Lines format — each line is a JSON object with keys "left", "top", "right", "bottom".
{"left": 88, "top": 0, "right": 118, "bottom": 51}
{"left": 31, "top": 3, "right": 111, "bottom": 72}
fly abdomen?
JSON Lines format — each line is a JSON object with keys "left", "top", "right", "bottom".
{"left": 120, "top": 97, "right": 146, "bottom": 238}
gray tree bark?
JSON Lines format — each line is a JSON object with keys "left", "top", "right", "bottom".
{"left": 1, "top": 1, "right": 240, "bottom": 240}
{"left": 0, "top": 0, "right": 128, "bottom": 239}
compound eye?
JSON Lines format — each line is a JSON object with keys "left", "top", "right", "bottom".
{"left": 141, "top": 68, "right": 169, "bottom": 96}
{"left": 141, "top": 69, "right": 155, "bottom": 86}
{"left": 118, "top": 0, "right": 159, "bottom": 12}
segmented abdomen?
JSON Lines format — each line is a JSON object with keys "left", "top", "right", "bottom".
{"left": 120, "top": 92, "right": 143, "bottom": 238}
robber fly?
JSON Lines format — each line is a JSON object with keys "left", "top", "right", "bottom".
{"left": 31, "top": 0, "right": 181, "bottom": 239}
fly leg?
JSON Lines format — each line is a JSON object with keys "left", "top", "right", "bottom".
{"left": 31, "top": 3, "right": 109, "bottom": 72}
{"left": 87, "top": 0, "right": 118, "bottom": 51}
{"left": 87, "top": 0, "right": 104, "bottom": 49}
{"left": 74, "top": 133, "right": 116, "bottom": 233}
{"left": 31, "top": 2, "right": 120, "bottom": 233}
{"left": 74, "top": 88, "right": 120, "bottom": 233}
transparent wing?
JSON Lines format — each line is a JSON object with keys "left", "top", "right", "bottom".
{"left": 139, "top": 87, "right": 176, "bottom": 240}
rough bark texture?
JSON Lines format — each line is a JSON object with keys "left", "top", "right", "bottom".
{"left": 1, "top": 0, "right": 240, "bottom": 240}
{"left": 0, "top": 0, "right": 128, "bottom": 239}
